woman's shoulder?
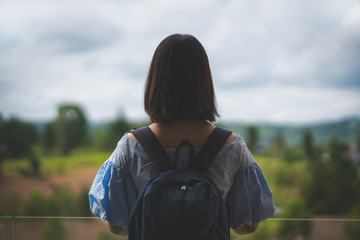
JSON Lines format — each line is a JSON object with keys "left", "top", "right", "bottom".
{"left": 127, "top": 132, "right": 137, "bottom": 142}
{"left": 225, "top": 132, "right": 239, "bottom": 144}
{"left": 216, "top": 134, "right": 254, "bottom": 168}
{"left": 107, "top": 133, "right": 144, "bottom": 166}
{"left": 223, "top": 133, "right": 247, "bottom": 148}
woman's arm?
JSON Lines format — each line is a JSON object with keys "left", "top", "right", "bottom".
{"left": 109, "top": 224, "right": 129, "bottom": 236}
{"left": 232, "top": 223, "right": 259, "bottom": 235}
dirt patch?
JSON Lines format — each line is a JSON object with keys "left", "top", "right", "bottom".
{"left": 0, "top": 167, "right": 99, "bottom": 200}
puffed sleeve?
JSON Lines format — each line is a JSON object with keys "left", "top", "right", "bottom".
{"left": 88, "top": 145, "right": 138, "bottom": 229}
{"left": 227, "top": 149, "right": 275, "bottom": 229}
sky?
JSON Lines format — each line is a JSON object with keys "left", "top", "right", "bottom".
{"left": 0, "top": 0, "right": 359, "bottom": 124}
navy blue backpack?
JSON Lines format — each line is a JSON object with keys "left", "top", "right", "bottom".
{"left": 129, "top": 126, "right": 232, "bottom": 240}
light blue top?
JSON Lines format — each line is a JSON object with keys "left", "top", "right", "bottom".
{"left": 89, "top": 133, "right": 275, "bottom": 230}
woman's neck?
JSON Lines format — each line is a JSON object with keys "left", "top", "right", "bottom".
{"left": 148, "top": 120, "right": 215, "bottom": 148}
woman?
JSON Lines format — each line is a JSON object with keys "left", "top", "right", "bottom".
{"left": 89, "top": 34, "right": 275, "bottom": 237}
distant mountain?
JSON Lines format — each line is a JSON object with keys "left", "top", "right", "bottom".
{"left": 220, "top": 117, "right": 360, "bottom": 146}
{"left": 31, "top": 116, "right": 360, "bottom": 147}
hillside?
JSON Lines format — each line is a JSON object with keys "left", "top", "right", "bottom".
{"left": 220, "top": 117, "right": 360, "bottom": 147}
{"left": 32, "top": 116, "right": 360, "bottom": 147}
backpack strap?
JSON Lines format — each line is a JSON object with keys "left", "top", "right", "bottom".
{"left": 131, "top": 127, "right": 172, "bottom": 171}
{"left": 190, "top": 127, "right": 233, "bottom": 172}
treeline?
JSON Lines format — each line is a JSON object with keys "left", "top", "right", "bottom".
{"left": 240, "top": 124, "right": 360, "bottom": 212}
{"left": 1, "top": 103, "right": 360, "bottom": 218}
{"left": 0, "top": 103, "right": 147, "bottom": 158}
{"left": 240, "top": 124, "right": 360, "bottom": 239}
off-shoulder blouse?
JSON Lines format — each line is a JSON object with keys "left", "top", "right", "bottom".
{"left": 89, "top": 133, "right": 275, "bottom": 230}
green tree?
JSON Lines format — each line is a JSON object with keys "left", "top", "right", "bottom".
{"left": 283, "top": 146, "right": 302, "bottom": 162}
{"left": 302, "top": 137, "right": 360, "bottom": 214}
{"left": 0, "top": 117, "right": 38, "bottom": 158}
{"left": 302, "top": 129, "right": 315, "bottom": 161}
{"left": 93, "top": 114, "right": 131, "bottom": 151}
{"left": 274, "top": 132, "right": 285, "bottom": 149}
{"left": 23, "top": 190, "right": 50, "bottom": 216}
{"left": 42, "top": 121, "right": 57, "bottom": 153}
{"left": 277, "top": 199, "right": 313, "bottom": 240}
{"left": 28, "top": 147, "right": 41, "bottom": 176}
{"left": 49, "top": 187, "right": 78, "bottom": 216}
{"left": 40, "top": 218, "right": 67, "bottom": 240}
{"left": 50, "top": 103, "right": 88, "bottom": 155}
{"left": 344, "top": 203, "right": 360, "bottom": 240}
{"left": 246, "top": 125, "right": 259, "bottom": 152}
{"left": 267, "top": 132, "right": 286, "bottom": 158}
{"left": 77, "top": 188, "right": 92, "bottom": 217}
{"left": 1, "top": 190, "right": 23, "bottom": 216}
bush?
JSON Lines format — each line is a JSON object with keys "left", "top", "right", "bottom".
{"left": 40, "top": 218, "right": 66, "bottom": 240}
{"left": 28, "top": 147, "right": 41, "bottom": 176}
{"left": 50, "top": 188, "right": 78, "bottom": 216}
{"left": 77, "top": 188, "right": 92, "bottom": 217}
{"left": 302, "top": 156, "right": 360, "bottom": 214}
{"left": 1, "top": 189, "right": 23, "bottom": 215}
{"left": 277, "top": 199, "right": 313, "bottom": 240}
{"left": 344, "top": 203, "right": 360, "bottom": 240}
{"left": 23, "top": 190, "right": 51, "bottom": 216}
{"left": 3, "top": 187, "right": 92, "bottom": 217}
{"left": 283, "top": 147, "right": 303, "bottom": 162}
{"left": 0, "top": 117, "right": 38, "bottom": 158}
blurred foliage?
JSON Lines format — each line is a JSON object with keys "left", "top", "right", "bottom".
{"left": 301, "top": 137, "right": 360, "bottom": 214}
{"left": 0, "top": 106, "right": 360, "bottom": 240}
{"left": 277, "top": 199, "right": 313, "bottom": 240}
{"left": 28, "top": 147, "right": 41, "bottom": 176}
{"left": 1, "top": 187, "right": 91, "bottom": 217}
{"left": 2, "top": 151, "right": 109, "bottom": 179}
{"left": 22, "top": 190, "right": 50, "bottom": 216}
{"left": 246, "top": 126, "right": 259, "bottom": 153}
{"left": 51, "top": 103, "right": 88, "bottom": 155}
{"left": 1, "top": 189, "right": 24, "bottom": 216}
{"left": 283, "top": 146, "right": 303, "bottom": 162}
{"left": 0, "top": 116, "right": 38, "bottom": 158}
{"left": 225, "top": 118, "right": 360, "bottom": 147}
{"left": 40, "top": 218, "right": 66, "bottom": 240}
{"left": 302, "top": 129, "right": 316, "bottom": 161}
{"left": 344, "top": 203, "right": 360, "bottom": 240}
{"left": 92, "top": 114, "right": 149, "bottom": 151}
{"left": 93, "top": 114, "right": 131, "bottom": 151}
{"left": 50, "top": 188, "right": 79, "bottom": 216}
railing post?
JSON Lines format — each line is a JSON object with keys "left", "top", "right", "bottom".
{"left": 11, "top": 216, "right": 15, "bottom": 240}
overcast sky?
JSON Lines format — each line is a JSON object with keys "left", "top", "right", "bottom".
{"left": 0, "top": 0, "right": 359, "bottom": 124}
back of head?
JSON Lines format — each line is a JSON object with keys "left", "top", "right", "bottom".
{"left": 144, "top": 34, "right": 219, "bottom": 123}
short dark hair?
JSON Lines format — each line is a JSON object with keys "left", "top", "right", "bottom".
{"left": 144, "top": 34, "right": 219, "bottom": 122}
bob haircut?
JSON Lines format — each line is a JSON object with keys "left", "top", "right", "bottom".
{"left": 144, "top": 34, "right": 219, "bottom": 123}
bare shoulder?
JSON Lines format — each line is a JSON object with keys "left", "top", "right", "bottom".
{"left": 226, "top": 132, "right": 238, "bottom": 144}
{"left": 127, "top": 132, "right": 137, "bottom": 141}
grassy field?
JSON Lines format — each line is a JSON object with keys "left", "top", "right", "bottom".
{"left": 2, "top": 150, "right": 111, "bottom": 179}
{"left": 3, "top": 152, "right": 353, "bottom": 239}
{"left": 1, "top": 150, "right": 307, "bottom": 211}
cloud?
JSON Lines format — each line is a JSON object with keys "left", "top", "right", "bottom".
{"left": 38, "top": 22, "right": 120, "bottom": 54}
{"left": 217, "top": 86, "right": 360, "bottom": 123}
{"left": 0, "top": 0, "right": 359, "bottom": 123}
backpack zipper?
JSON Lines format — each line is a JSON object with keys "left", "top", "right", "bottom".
{"left": 177, "top": 185, "right": 187, "bottom": 203}
{"left": 153, "top": 180, "right": 208, "bottom": 204}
